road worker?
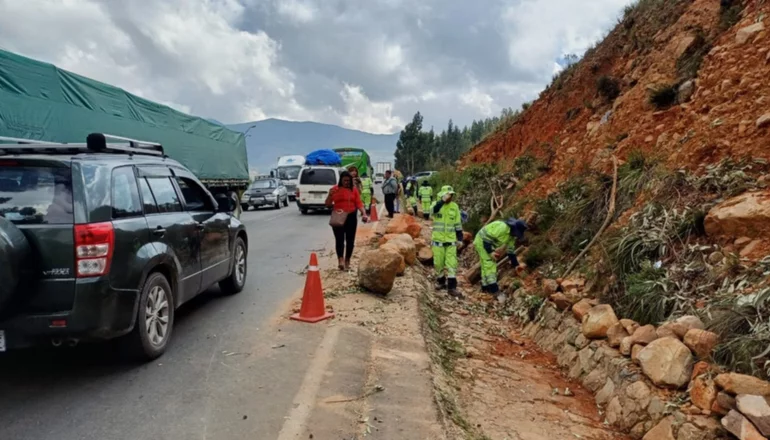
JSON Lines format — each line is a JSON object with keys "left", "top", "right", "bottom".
{"left": 474, "top": 218, "right": 528, "bottom": 297}
{"left": 432, "top": 185, "right": 464, "bottom": 299}
{"left": 406, "top": 177, "right": 418, "bottom": 216}
{"left": 418, "top": 180, "right": 433, "bottom": 220}
{"left": 360, "top": 172, "right": 373, "bottom": 212}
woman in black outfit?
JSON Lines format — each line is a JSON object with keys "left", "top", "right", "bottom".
{"left": 325, "top": 171, "right": 369, "bottom": 270}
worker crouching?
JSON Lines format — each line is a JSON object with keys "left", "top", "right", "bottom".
{"left": 474, "top": 218, "right": 527, "bottom": 299}
{"left": 431, "top": 185, "right": 464, "bottom": 299}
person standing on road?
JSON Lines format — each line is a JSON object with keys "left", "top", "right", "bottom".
{"left": 394, "top": 171, "right": 403, "bottom": 213}
{"left": 419, "top": 180, "right": 433, "bottom": 220}
{"left": 406, "top": 177, "right": 418, "bottom": 216}
{"left": 381, "top": 170, "right": 398, "bottom": 218}
{"left": 474, "top": 218, "right": 527, "bottom": 297}
{"left": 360, "top": 171, "right": 373, "bottom": 213}
{"left": 432, "top": 185, "right": 464, "bottom": 299}
{"left": 326, "top": 171, "right": 369, "bottom": 270}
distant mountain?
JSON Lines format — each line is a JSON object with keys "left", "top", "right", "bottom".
{"left": 226, "top": 118, "right": 398, "bottom": 172}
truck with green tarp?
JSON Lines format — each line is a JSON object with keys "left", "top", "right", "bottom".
{"left": 0, "top": 49, "right": 249, "bottom": 197}
{"left": 333, "top": 147, "right": 373, "bottom": 177}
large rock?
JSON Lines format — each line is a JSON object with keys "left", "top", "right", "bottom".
{"left": 381, "top": 246, "right": 406, "bottom": 275}
{"left": 722, "top": 410, "right": 766, "bottom": 440}
{"left": 542, "top": 279, "right": 559, "bottom": 296}
{"left": 380, "top": 234, "right": 417, "bottom": 265}
{"left": 358, "top": 250, "right": 402, "bottom": 295}
{"left": 582, "top": 304, "right": 619, "bottom": 339}
{"left": 550, "top": 293, "right": 572, "bottom": 311}
{"left": 758, "top": 114, "right": 770, "bottom": 129}
{"left": 631, "top": 324, "right": 659, "bottom": 345}
{"left": 736, "top": 22, "right": 766, "bottom": 45}
{"left": 637, "top": 337, "right": 694, "bottom": 388}
{"left": 405, "top": 223, "right": 422, "bottom": 239}
{"left": 737, "top": 394, "right": 770, "bottom": 435}
{"left": 643, "top": 417, "right": 675, "bottom": 440}
{"left": 713, "top": 391, "right": 737, "bottom": 415}
{"left": 417, "top": 247, "right": 433, "bottom": 264}
{"left": 572, "top": 299, "right": 594, "bottom": 321}
{"left": 691, "top": 374, "right": 718, "bottom": 411}
{"left": 385, "top": 214, "right": 418, "bottom": 235}
{"left": 716, "top": 373, "right": 770, "bottom": 396}
{"left": 684, "top": 328, "right": 719, "bottom": 359}
{"left": 705, "top": 191, "right": 770, "bottom": 240}
{"left": 620, "top": 318, "right": 640, "bottom": 336}
{"left": 607, "top": 322, "right": 629, "bottom": 348}
{"left": 670, "top": 315, "right": 706, "bottom": 338}
{"left": 678, "top": 79, "right": 695, "bottom": 103}
{"left": 560, "top": 276, "right": 586, "bottom": 291}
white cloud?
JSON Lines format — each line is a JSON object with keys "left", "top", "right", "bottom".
{"left": 460, "top": 88, "right": 495, "bottom": 117}
{"left": 275, "top": 0, "right": 317, "bottom": 24}
{"left": 340, "top": 84, "right": 404, "bottom": 134}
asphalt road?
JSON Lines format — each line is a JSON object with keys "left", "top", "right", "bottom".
{"left": 0, "top": 204, "right": 338, "bottom": 440}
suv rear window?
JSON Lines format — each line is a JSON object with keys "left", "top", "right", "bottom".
{"left": 0, "top": 166, "right": 73, "bottom": 224}
{"left": 300, "top": 169, "right": 337, "bottom": 185}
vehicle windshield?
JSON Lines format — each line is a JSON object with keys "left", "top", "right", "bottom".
{"left": 278, "top": 166, "right": 302, "bottom": 180}
{"left": 300, "top": 168, "right": 337, "bottom": 185}
{"left": 251, "top": 180, "right": 276, "bottom": 189}
{"left": 0, "top": 165, "right": 73, "bottom": 224}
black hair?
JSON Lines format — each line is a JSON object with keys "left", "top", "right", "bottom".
{"left": 338, "top": 170, "right": 353, "bottom": 188}
{"left": 421, "top": 180, "right": 429, "bottom": 186}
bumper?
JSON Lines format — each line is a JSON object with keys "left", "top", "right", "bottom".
{"left": 297, "top": 200, "right": 329, "bottom": 210}
{"left": 243, "top": 196, "right": 278, "bottom": 207}
{"left": 0, "top": 278, "right": 139, "bottom": 349}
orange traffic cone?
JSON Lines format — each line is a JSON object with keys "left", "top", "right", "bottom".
{"left": 369, "top": 202, "right": 379, "bottom": 222}
{"left": 290, "top": 253, "right": 334, "bottom": 323}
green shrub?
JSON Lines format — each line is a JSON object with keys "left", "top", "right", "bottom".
{"left": 649, "top": 84, "right": 678, "bottom": 109}
{"left": 616, "top": 262, "right": 674, "bottom": 325}
{"left": 524, "top": 238, "right": 562, "bottom": 269}
{"left": 719, "top": 0, "right": 743, "bottom": 31}
{"left": 597, "top": 76, "right": 621, "bottom": 101}
{"left": 676, "top": 30, "right": 711, "bottom": 81}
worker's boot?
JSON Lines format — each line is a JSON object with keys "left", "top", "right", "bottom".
{"left": 435, "top": 276, "right": 446, "bottom": 290}
{"left": 423, "top": 213, "right": 430, "bottom": 221}
{"left": 447, "top": 278, "right": 464, "bottom": 300}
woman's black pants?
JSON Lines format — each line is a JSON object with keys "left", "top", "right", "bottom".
{"left": 332, "top": 212, "right": 358, "bottom": 261}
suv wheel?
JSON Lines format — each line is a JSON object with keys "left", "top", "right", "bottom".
{"left": 274, "top": 199, "right": 281, "bottom": 210}
{"left": 220, "top": 237, "right": 247, "bottom": 294}
{"left": 124, "top": 272, "right": 174, "bottom": 361}
{"left": 282, "top": 196, "right": 289, "bottom": 207}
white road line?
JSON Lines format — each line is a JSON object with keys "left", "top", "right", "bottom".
{"left": 275, "top": 325, "right": 341, "bottom": 440}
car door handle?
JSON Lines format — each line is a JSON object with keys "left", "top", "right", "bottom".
{"left": 153, "top": 227, "right": 166, "bottom": 237}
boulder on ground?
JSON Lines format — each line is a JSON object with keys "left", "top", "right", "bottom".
{"left": 358, "top": 250, "right": 402, "bottom": 295}
{"left": 462, "top": 231, "right": 473, "bottom": 244}
{"left": 722, "top": 410, "right": 766, "bottom": 440}
{"left": 572, "top": 299, "right": 594, "bottom": 321}
{"left": 406, "top": 223, "right": 422, "bottom": 238}
{"left": 620, "top": 318, "right": 640, "bottom": 336}
{"left": 716, "top": 373, "right": 770, "bottom": 397}
{"left": 643, "top": 416, "right": 675, "bottom": 440}
{"left": 637, "top": 337, "right": 694, "bottom": 388}
{"left": 736, "top": 22, "right": 766, "bottom": 45}
{"left": 607, "top": 322, "right": 629, "bottom": 348}
{"left": 670, "top": 315, "right": 706, "bottom": 338}
{"left": 714, "top": 391, "right": 738, "bottom": 415}
{"left": 380, "top": 234, "right": 417, "bottom": 265}
{"left": 684, "top": 328, "right": 719, "bottom": 359}
{"left": 381, "top": 246, "right": 406, "bottom": 275}
{"left": 656, "top": 324, "right": 679, "bottom": 339}
{"left": 560, "top": 276, "right": 586, "bottom": 291}
{"left": 631, "top": 344, "right": 644, "bottom": 364}
{"left": 385, "top": 214, "right": 418, "bottom": 235}
{"left": 417, "top": 247, "right": 434, "bottom": 265}
{"left": 550, "top": 293, "right": 572, "bottom": 311}
{"left": 631, "top": 324, "right": 658, "bottom": 346}
{"left": 691, "top": 374, "right": 718, "bottom": 411}
{"left": 414, "top": 238, "right": 428, "bottom": 251}
{"left": 705, "top": 191, "right": 770, "bottom": 240}
{"left": 737, "top": 394, "right": 770, "bottom": 436}
{"left": 620, "top": 336, "right": 633, "bottom": 356}
{"left": 542, "top": 279, "right": 559, "bottom": 296}
{"left": 582, "top": 304, "right": 619, "bottom": 339}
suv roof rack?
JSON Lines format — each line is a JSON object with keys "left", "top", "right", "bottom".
{"left": 0, "top": 132, "right": 164, "bottom": 157}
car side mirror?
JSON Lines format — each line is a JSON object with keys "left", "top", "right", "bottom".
{"left": 215, "top": 194, "right": 234, "bottom": 213}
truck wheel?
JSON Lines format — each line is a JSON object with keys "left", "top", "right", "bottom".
{"left": 220, "top": 237, "right": 247, "bottom": 294}
{"left": 123, "top": 272, "right": 175, "bottom": 361}
{"left": 0, "top": 218, "right": 31, "bottom": 313}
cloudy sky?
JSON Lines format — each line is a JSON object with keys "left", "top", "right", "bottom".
{"left": 0, "top": 0, "right": 630, "bottom": 134}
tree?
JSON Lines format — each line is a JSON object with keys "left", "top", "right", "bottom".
{"left": 394, "top": 112, "right": 424, "bottom": 175}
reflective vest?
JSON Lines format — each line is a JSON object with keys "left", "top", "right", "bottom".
{"left": 432, "top": 202, "right": 462, "bottom": 243}
{"left": 406, "top": 181, "right": 415, "bottom": 196}
{"left": 419, "top": 185, "right": 433, "bottom": 202}
{"left": 478, "top": 220, "right": 516, "bottom": 250}
{"left": 361, "top": 177, "right": 372, "bottom": 195}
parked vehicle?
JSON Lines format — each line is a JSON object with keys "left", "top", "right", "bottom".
{"left": 414, "top": 171, "right": 437, "bottom": 183}
{"left": 240, "top": 178, "right": 289, "bottom": 210}
{"left": 296, "top": 166, "right": 344, "bottom": 215}
{"left": 375, "top": 162, "right": 392, "bottom": 176}
{"left": 0, "top": 49, "right": 250, "bottom": 202}
{"left": 0, "top": 133, "right": 249, "bottom": 361}
{"left": 374, "top": 173, "right": 385, "bottom": 184}
{"left": 271, "top": 155, "right": 305, "bottom": 200}
{"left": 334, "top": 148, "right": 372, "bottom": 177}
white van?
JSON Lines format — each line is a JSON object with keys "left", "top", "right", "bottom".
{"left": 296, "top": 165, "right": 343, "bottom": 214}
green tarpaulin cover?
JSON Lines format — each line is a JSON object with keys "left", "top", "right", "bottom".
{"left": 0, "top": 49, "right": 248, "bottom": 186}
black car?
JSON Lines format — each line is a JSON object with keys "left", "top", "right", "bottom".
{"left": 0, "top": 133, "right": 249, "bottom": 360}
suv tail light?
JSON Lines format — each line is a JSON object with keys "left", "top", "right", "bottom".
{"left": 74, "top": 222, "right": 114, "bottom": 278}
{"left": 296, "top": 189, "right": 300, "bottom": 198}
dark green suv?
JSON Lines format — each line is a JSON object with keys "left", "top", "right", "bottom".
{"left": 0, "top": 133, "right": 248, "bottom": 360}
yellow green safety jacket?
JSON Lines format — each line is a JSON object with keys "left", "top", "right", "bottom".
{"left": 361, "top": 177, "right": 373, "bottom": 199}
{"left": 418, "top": 185, "right": 433, "bottom": 203}
{"left": 431, "top": 200, "right": 463, "bottom": 244}
{"left": 477, "top": 220, "right": 517, "bottom": 258}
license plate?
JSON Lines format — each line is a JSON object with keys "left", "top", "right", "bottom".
{"left": 0, "top": 330, "right": 6, "bottom": 352}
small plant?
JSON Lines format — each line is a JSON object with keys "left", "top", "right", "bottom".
{"left": 565, "top": 107, "right": 581, "bottom": 121}
{"left": 524, "top": 238, "right": 562, "bottom": 269}
{"left": 649, "top": 84, "right": 678, "bottom": 109}
{"left": 521, "top": 102, "right": 532, "bottom": 111}
{"left": 597, "top": 76, "right": 621, "bottom": 101}
{"left": 676, "top": 30, "right": 711, "bottom": 81}
{"left": 616, "top": 262, "right": 674, "bottom": 325}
